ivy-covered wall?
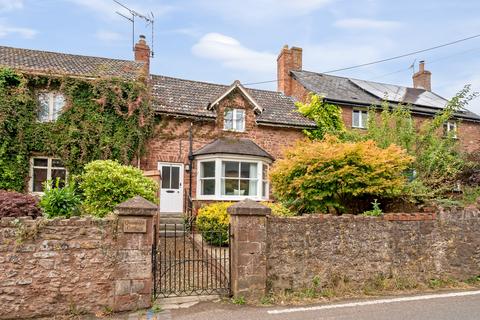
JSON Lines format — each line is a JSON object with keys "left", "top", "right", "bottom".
{"left": 0, "top": 68, "right": 155, "bottom": 192}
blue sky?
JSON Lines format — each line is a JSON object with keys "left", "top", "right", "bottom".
{"left": 1, "top": 0, "right": 480, "bottom": 113}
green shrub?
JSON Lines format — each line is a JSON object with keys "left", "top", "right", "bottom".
{"left": 270, "top": 136, "right": 414, "bottom": 214}
{"left": 196, "top": 202, "right": 232, "bottom": 246}
{"left": 79, "top": 160, "right": 158, "bottom": 217}
{"left": 362, "top": 199, "right": 383, "bottom": 216}
{"left": 261, "top": 201, "right": 296, "bottom": 217}
{"left": 296, "top": 94, "right": 346, "bottom": 140}
{"left": 39, "top": 180, "right": 81, "bottom": 218}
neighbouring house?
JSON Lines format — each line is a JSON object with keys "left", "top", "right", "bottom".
{"left": 0, "top": 36, "right": 316, "bottom": 214}
{"left": 277, "top": 45, "right": 480, "bottom": 152}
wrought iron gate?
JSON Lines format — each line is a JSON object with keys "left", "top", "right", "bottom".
{"left": 152, "top": 224, "right": 231, "bottom": 298}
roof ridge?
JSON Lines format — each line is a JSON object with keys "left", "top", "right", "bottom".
{"left": 151, "top": 73, "right": 292, "bottom": 97}
{"left": 0, "top": 45, "right": 144, "bottom": 66}
{"left": 296, "top": 69, "right": 436, "bottom": 94}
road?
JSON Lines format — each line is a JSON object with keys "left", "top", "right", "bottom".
{"left": 169, "top": 290, "right": 480, "bottom": 320}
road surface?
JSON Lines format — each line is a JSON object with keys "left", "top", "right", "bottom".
{"left": 170, "top": 290, "right": 480, "bottom": 320}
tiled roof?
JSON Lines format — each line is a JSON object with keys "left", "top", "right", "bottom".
{"left": 193, "top": 138, "right": 274, "bottom": 160}
{"left": 292, "top": 70, "right": 480, "bottom": 121}
{"left": 0, "top": 45, "right": 145, "bottom": 79}
{"left": 151, "top": 75, "right": 316, "bottom": 128}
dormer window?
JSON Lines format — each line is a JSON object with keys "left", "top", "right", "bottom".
{"left": 38, "top": 92, "right": 65, "bottom": 122}
{"left": 224, "top": 108, "right": 245, "bottom": 132}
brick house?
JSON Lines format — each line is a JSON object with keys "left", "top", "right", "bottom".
{"left": 0, "top": 37, "right": 315, "bottom": 214}
{"left": 277, "top": 45, "right": 480, "bottom": 152}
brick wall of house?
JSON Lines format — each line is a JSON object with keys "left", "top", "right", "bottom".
{"left": 141, "top": 89, "right": 305, "bottom": 207}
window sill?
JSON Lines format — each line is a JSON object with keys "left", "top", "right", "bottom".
{"left": 222, "top": 129, "right": 246, "bottom": 133}
{"left": 194, "top": 195, "right": 264, "bottom": 201}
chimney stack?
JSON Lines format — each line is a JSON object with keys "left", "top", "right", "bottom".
{"left": 134, "top": 35, "right": 150, "bottom": 74}
{"left": 277, "top": 45, "right": 302, "bottom": 95}
{"left": 412, "top": 60, "right": 431, "bottom": 91}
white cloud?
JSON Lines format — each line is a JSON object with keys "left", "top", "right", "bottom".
{"left": 192, "top": 33, "right": 276, "bottom": 74}
{"left": 0, "top": 0, "right": 23, "bottom": 12}
{"left": 195, "top": 0, "right": 333, "bottom": 22}
{"left": 334, "top": 18, "right": 401, "bottom": 30}
{"left": 0, "top": 23, "right": 37, "bottom": 39}
{"left": 95, "top": 30, "right": 123, "bottom": 42}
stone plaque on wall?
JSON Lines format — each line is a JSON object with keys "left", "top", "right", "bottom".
{"left": 123, "top": 218, "right": 147, "bottom": 233}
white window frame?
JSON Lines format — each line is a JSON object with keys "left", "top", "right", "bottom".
{"left": 196, "top": 154, "right": 271, "bottom": 201}
{"left": 29, "top": 157, "right": 68, "bottom": 194}
{"left": 223, "top": 108, "right": 246, "bottom": 132}
{"left": 37, "top": 91, "right": 65, "bottom": 122}
{"left": 445, "top": 121, "right": 458, "bottom": 138}
{"left": 352, "top": 109, "right": 368, "bottom": 129}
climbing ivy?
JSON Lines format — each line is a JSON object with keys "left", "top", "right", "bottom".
{"left": 0, "top": 68, "right": 155, "bottom": 192}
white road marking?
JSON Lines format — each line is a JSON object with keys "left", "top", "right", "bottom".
{"left": 268, "top": 290, "right": 480, "bottom": 315}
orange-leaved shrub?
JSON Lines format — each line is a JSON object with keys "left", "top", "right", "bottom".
{"left": 270, "top": 136, "right": 414, "bottom": 214}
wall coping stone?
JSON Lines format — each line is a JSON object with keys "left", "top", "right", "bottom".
{"left": 228, "top": 199, "right": 271, "bottom": 216}
{"left": 115, "top": 196, "right": 158, "bottom": 216}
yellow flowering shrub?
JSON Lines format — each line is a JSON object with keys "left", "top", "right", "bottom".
{"left": 270, "top": 136, "right": 414, "bottom": 214}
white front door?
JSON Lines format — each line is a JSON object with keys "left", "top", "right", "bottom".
{"left": 158, "top": 162, "right": 184, "bottom": 213}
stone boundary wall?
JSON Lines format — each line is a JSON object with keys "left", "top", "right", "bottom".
{"left": 0, "top": 196, "right": 156, "bottom": 320}
{"left": 0, "top": 216, "right": 117, "bottom": 319}
{"left": 266, "top": 207, "right": 480, "bottom": 292}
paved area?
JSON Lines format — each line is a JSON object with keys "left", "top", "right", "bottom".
{"left": 171, "top": 290, "right": 480, "bottom": 320}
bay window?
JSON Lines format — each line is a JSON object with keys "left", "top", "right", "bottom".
{"left": 197, "top": 156, "right": 270, "bottom": 200}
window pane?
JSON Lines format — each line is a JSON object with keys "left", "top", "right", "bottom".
{"left": 37, "top": 93, "right": 50, "bottom": 122}
{"left": 171, "top": 166, "right": 180, "bottom": 189}
{"left": 241, "top": 162, "right": 257, "bottom": 178}
{"left": 224, "top": 109, "right": 233, "bottom": 130}
{"left": 33, "top": 168, "right": 47, "bottom": 192}
{"left": 33, "top": 158, "right": 48, "bottom": 167}
{"left": 239, "top": 179, "right": 258, "bottom": 196}
{"left": 53, "top": 94, "right": 65, "bottom": 120}
{"left": 201, "top": 161, "right": 215, "bottom": 178}
{"left": 360, "top": 111, "right": 368, "bottom": 128}
{"left": 235, "top": 110, "right": 245, "bottom": 131}
{"left": 161, "top": 166, "right": 171, "bottom": 189}
{"left": 223, "top": 161, "right": 239, "bottom": 178}
{"left": 222, "top": 178, "right": 238, "bottom": 195}
{"left": 262, "top": 181, "right": 268, "bottom": 198}
{"left": 51, "top": 159, "right": 65, "bottom": 168}
{"left": 352, "top": 111, "right": 360, "bottom": 127}
{"left": 201, "top": 179, "right": 215, "bottom": 195}
{"left": 51, "top": 169, "right": 67, "bottom": 188}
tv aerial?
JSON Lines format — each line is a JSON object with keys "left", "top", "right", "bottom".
{"left": 113, "top": 0, "right": 155, "bottom": 57}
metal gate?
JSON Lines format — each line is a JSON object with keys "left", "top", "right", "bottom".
{"left": 152, "top": 224, "right": 231, "bottom": 298}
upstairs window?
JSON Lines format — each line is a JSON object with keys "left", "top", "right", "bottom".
{"left": 224, "top": 108, "right": 245, "bottom": 132}
{"left": 444, "top": 121, "right": 458, "bottom": 138}
{"left": 38, "top": 92, "right": 65, "bottom": 122}
{"left": 30, "top": 157, "right": 67, "bottom": 193}
{"left": 352, "top": 109, "right": 368, "bottom": 129}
